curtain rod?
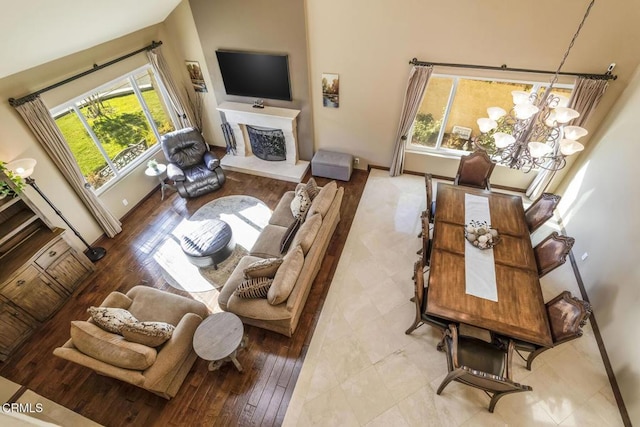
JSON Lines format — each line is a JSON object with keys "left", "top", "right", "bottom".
{"left": 409, "top": 58, "right": 617, "bottom": 81}
{"left": 9, "top": 40, "right": 163, "bottom": 107}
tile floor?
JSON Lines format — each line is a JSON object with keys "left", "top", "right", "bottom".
{"left": 283, "top": 169, "right": 623, "bottom": 426}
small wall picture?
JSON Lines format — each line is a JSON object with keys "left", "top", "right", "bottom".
{"left": 322, "top": 73, "right": 339, "bottom": 108}
{"left": 186, "top": 60, "right": 207, "bottom": 92}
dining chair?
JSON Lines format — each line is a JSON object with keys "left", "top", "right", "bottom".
{"left": 405, "top": 259, "right": 448, "bottom": 338}
{"left": 418, "top": 213, "right": 431, "bottom": 268}
{"left": 425, "top": 173, "right": 435, "bottom": 223}
{"left": 525, "top": 193, "right": 562, "bottom": 233}
{"left": 533, "top": 232, "right": 575, "bottom": 277}
{"left": 454, "top": 150, "right": 495, "bottom": 191}
{"left": 418, "top": 174, "right": 435, "bottom": 240}
{"left": 437, "top": 324, "right": 532, "bottom": 413}
{"left": 513, "top": 291, "right": 592, "bottom": 370}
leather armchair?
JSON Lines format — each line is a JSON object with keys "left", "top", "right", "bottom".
{"left": 161, "top": 127, "right": 225, "bottom": 198}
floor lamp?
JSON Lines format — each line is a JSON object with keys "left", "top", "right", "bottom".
{"left": 6, "top": 158, "right": 107, "bottom": 262}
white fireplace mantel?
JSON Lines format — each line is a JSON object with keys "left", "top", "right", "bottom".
{"left": 216, "top": 102, "right": 309, "bottom": 182}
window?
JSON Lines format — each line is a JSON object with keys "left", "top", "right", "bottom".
{"left": 51, "top": 65, "right": 176, "bottom": 191}
{"left": 407, "top": 74, "right": 573, "bottom": 156}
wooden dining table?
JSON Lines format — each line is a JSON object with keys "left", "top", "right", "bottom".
{"left": 426, "top": 183, "right": 553, "bottom": 347}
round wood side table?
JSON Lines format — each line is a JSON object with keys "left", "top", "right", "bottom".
{"left": 193, "top": 312, "right": 246, "bottom": 372}
{"left": 144, "top": 163, "right": 173, "bottom": 200}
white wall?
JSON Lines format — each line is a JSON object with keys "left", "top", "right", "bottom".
{"left": 305, "top": 0, "right": 640, "bottom": 189}
{"left": 556, "top": 65, "right": 640, "bottom": 424}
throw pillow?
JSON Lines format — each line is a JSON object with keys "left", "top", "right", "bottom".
{"left": 243, "top": 257, "right": 284, "bottom": 279}
{"left": 280, "top": 218, "right": 302, "bottom": 254}
{"left": 87, "top": 306, "right": 137, "bottom": 334}
{"left": 304, "top": 177, "right": 320, "bottom": 200}
{"left": 290, "top": 187, "right": 312, "bottom": 221}
{"left": 290, "top": 213, "right": 322, "bottom": 255}
{"left": 306, "top": 180, "right": 338, "bottom": 220}
{"left": 121, "top": 321, "right": 175, "bottom": 347}
{"left": 70, "top": 321, "right": 157, "bottom": 370}
{"left": 267, "top": 245, "right": 304, "bottom": 305}
{"left": 234, "top": 277, "right": 273, "bottom": 299}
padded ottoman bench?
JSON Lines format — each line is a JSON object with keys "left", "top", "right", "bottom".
{"left": 180, "top": 218, "right": 235, "bottom": 268}
{"left": 311, "top": 150, "right": 353, "bottom": 181}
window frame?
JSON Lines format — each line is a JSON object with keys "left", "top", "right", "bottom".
{"left": 50, "top": 64, "right": 177, "bottom": 195}
{"left": 405, "top": 73, "right": 575, "bottom": 159}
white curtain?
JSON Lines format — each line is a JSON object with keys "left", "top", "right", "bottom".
{"left": 14, "top": 97, "right": 122, "bottom": 237}
{"left": 146, "top": 47, "right": 197, "bottom": 130}
{"left": 526, "top": 77, "right": 609, "bottom": 199}
{"left": 390, "top": 65, "right": 433, "bottom": 176}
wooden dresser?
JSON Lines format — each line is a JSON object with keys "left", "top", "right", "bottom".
{"left": 0, "top": 173, "right": 95, "bottom": 361}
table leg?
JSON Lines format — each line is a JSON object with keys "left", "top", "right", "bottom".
{"left": 158, "top": 177, "right": 166, "bottom": 200}
{"left": 230, "top": 350, "right": 243, "bottom": 373}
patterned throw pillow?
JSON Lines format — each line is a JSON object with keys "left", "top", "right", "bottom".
{"left": 290, "top": 187, "right": 312, "bottom": 221}
{"left": 243, "top": 257, "right": 284, "bottom": 279}
{"left": 304, "top": 178, "right": 320, "bottom": 200}
{"left": 87, "top": 306, "right": 137, "bottom": 334}
{"left": 234, "top": 277, "right": 273, "bottom": 299}
{"left": 121, "top": 321, "right": 176, "bottom": 347}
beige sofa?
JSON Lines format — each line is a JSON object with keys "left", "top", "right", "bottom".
{"left": 53, "top": 286, "right": 209, "bottom": 399}
{"left": 219, "top": 181, "right": 344, "bottom": 336}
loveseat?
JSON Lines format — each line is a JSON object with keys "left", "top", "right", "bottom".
{"left": 53, "top": 286, "right": 209, "bottom": 399}
{"left": 218, "top": 180, "right": 344, "bottom": 336}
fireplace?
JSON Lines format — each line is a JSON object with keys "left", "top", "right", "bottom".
{"left": 216, "top": 102, "right": 309, "bottom": 182}
{"left": 246, "top": 126, "right": 286, "bottom": 161}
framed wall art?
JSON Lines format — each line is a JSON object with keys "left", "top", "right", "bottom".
{"left": 186, "top": 60, "right": 207, "bottom": 92}
{"left": 322, "top": 73, "right": 339, "bottom": 108}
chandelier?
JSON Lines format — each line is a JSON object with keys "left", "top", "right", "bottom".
{"left": 475, "top": 0, "right": 595, "bottom": 173}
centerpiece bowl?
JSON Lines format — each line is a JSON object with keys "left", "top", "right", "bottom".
{"left": 464, "top": 220, "right": 500, "bottom": 250}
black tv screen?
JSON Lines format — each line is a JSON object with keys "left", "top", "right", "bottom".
{"left": 216, "top": 50, "right": 292, "bottom": 101}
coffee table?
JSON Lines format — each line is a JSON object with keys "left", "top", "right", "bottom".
{"left": 193, "top": 312, "right": 246, "bottom": 372}
{"left": 180, "top": 218, "right": 235, "bottom": 268}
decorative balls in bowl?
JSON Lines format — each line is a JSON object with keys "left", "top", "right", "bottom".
{"left": 464, "top": 220, "right": 500, "bottom": 250}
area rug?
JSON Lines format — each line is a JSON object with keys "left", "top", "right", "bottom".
{"left": 153, "top": 195, "right": 271, "bottom": 293}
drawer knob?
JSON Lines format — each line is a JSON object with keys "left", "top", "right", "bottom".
{"left": 49, "top": 250, "right": 57, "bottom": 257}
{"left": 16, "top": 280, "right": 25, "bottom": 286}
{"left": 12, "top": 311, "right": 18, "bottom": 316}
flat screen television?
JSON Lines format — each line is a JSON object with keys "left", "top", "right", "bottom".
{"left": 215, "top": 50, "right": 292, "bottom": 101}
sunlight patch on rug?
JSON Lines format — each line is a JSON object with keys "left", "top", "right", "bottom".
{"left": 153, "top": 195, "right": 271, "bottom": 293}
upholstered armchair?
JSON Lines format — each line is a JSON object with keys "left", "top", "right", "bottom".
{"left": 533, "top": 232, "right": 575, "bottom": 277}
{"left": 525, "top": 193, "right": 562, "bottom": 233}
{"left": 161, "top": 127, "right": 225, "bottom": 198}
{"left": 437, "top": 324, "right": 532, "bottom": 413}
{"left": 511, "top": 290, "right": 592, "bottom": 370}
{"left": 454, "top": 150, "right": 495, "bottom": 190}
{"left": 53, "top": 286, "right": 209, "bottom": 399}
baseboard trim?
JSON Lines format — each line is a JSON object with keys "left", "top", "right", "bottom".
{"left": 566, "top": 249, "right": 632, "bottom": 427}
{"left": 368, "top": 165, "right": 525, "bottom": 193}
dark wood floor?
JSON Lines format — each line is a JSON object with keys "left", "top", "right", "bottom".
{"left": 0, "top": 165, "right": 369, "bottom": 427}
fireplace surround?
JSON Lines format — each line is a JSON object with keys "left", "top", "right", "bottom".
{"left": 217, "top": 102, "right": 309, "bottom": 182}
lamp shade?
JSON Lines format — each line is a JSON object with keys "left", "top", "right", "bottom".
{"left": 559, "top": 139, "right": 585, "bottom": 156}
{"left": 514, "top": 104, "right": 539, "bottom": 120}
{"left": 6, "top": 158, "right": 37, "bottom": 178}
{"left": 493, "top": 132, "right": 516, "bottom": 148}
{"left": 563, "top": 126, "right": 588, "bottom": 140}
{"left": 487, "top": 107, "right": 507, "bottom": 121}
{"left": 554, "top": 107, "right": 580, "bottom": 124}
{"left": 477, "top": 118, "right": 498, "bottom": 133}
{"left": 528, "top": 142, "right": 553, "bottom": 158}
{"left": 511, "top": 91, "right": 532, "bottom": 105}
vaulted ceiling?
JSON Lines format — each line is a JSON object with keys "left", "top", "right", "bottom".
{"left": 0, "top": 0, "right": 182, "bottom": 79}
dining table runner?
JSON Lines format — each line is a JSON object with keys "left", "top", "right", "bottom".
{"left": 464, "top": 193, "right": 498, "bottom": 301}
